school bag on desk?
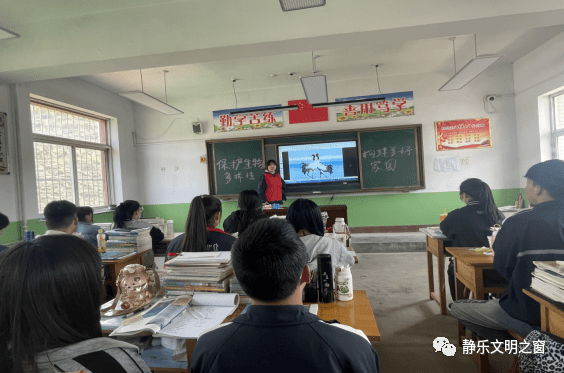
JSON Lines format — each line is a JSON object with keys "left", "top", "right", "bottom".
{"left": 101, "top": 264, "right": 160, "bottom": 316}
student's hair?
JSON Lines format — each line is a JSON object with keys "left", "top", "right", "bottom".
{"left": 181, "top": 195, "right": 222, "bottom": 252}
{"left": 0, "top": 235, "right": 103, "bottom": 373}
{"left": 232, "top": 218, "right": 308, "bottom": 302}
{"left": 286, "top": 198, "right": 325, "bottom": 236}
{"left": 266, "top": 159, "right": 277, "bottom": 167}
{"left": 113, "top": 200, "right": 141, "bottom": 228}
{"left": 237, "top": 190, "right": 266, "bottom": 234}
{"left": 43, "top": 200, "right": 77, "bottom": 230}
{"left": 0, "top": 212, "right": 9, "bottom": 231}
{"left": 525, "top": 159, "right": 564, "bottom": 200}
{"left": 77, "top": 206, "right": 94, "bottom": 222}
{"left": 459, "top": 178, "right": 504, "bottom": 225}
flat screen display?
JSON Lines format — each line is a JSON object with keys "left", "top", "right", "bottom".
{"left": 278, "top": 141, "right": 359, "bottom": 185}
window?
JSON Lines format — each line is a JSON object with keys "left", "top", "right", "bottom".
{"left": 551, "top": 92, "right": 564, "bottom": 161}
{"left": 31, "top": 102, "right": 111, "bottom": 213}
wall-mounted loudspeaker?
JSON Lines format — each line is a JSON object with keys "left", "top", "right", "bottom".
{"left": 192, "top": 122, "right": 202, "bottom": 134}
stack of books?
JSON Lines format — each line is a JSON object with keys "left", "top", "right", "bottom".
{"left": 229, "top": 277, "right": 251, "bottom": 304}
{"left": 163, "top": 252, "right": 233, "bottom": 296}
{"left": 105, "top": 227, "right": 152, "bottom": 253}
{"left": 531, "top": 261, "right": 564, "bottom": 303}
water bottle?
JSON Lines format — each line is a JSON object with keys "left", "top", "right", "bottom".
{"left": 166, "top": 220, "right": 174, "bottom": 238}
{"left": 97, "top": 229, "right": 106, "bottom": 253}
{"left": 317, "top": 254, "right": 334, "bottom": 303}
{"left": 336, "top": 264, "right": 354, "bottom": 301}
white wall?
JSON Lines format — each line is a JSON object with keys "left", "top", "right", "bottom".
{"left": 0, "top": 84, "right": 19, "bottom": 219}
{"left": 513, "top": 31, "right": 564, "bottom": 181}
{"left": 8, "top": 78, "right": 139, "bottom": 220}
{"left": 134, "top": 63, "right": 519, "bottom": 205}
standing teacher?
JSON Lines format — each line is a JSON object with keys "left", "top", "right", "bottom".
{"left": 257, "top": 159, "right": 287, "bottom": 206}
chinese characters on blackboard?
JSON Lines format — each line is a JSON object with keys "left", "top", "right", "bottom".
{"left": 216, "top": 157, "right": 263, "bottom": 184}
{"left": 362, "top": 146, "right": 412, "bottom": 173}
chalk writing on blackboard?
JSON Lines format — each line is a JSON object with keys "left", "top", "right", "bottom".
{"left": 218, "top": 157, "right": 263, "bottom": 184}
{"left": 363, "top": 146, "right": 412, "bottom": 173}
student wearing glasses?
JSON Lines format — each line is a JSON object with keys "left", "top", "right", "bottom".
{"left": 113, "top": 200, "right": 164, "bottom": 268}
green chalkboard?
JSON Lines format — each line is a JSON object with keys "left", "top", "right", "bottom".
{"left": 211, "top": 140, "right": 264, "bottom": 196}
{"left": 359, "top": 127, "right": 423, "bottom": 190}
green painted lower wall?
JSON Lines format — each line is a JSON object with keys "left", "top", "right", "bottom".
{"left": 0, "top": 188, "right": 524, "bottom": 244}
{"left": 146, "top": 188, "right": 523, "bottom": 231}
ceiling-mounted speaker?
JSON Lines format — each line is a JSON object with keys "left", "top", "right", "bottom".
{"left": 192, "top": 122, "right": 202, "bottom": 134}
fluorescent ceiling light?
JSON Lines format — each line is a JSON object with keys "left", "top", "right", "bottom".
{"left": 119, "top": 91, "right": 183, "bottom": 115}
{"left": 279, "top": 0, "right": 326, "bottom": 11}
{"left": 229, "top": 105, "right": 299, "bottom": 115}
{"left": 311, "top": 97, "right": 385, "bottom": 108}
{"left": 0, "top": 26, "right": 20, "bottom": 41}
{"left": 301, "top": 75, "right": 328, "bottom": 105}
{"left": 439, "top": 55, "right": 501, "bottom": 91}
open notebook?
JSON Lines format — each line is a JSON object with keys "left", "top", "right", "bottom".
{"left": 109, "top": 292, "right": 239, "bottom": 339}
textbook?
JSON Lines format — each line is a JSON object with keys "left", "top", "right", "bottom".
{"left": 106, "top": 227, "right": 151, "bottom": 236}
{"left": 110, "top": 293, "right": 239, "bottom": 338}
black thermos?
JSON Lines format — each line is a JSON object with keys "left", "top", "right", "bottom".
{"left": 317, "top": 254, "right": 334, "bottom": 303}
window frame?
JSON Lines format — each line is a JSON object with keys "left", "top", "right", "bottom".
{"left": 30, "top": 101, "right": 114, "bottom": 213}
{"left": 550, "top": 90, "right": 564, "bottom": 160}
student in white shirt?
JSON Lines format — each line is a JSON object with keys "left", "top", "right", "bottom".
{"left": 42, "top": 200, "right": 79, "bottom": 236}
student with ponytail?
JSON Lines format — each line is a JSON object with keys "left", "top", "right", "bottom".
{"left": 223, "top": 190, "right": 268, "bottom": 234}
{"left": 112, "top": 200, "right": 164, "bottom": 268}
{"left": 440, "top": 178, "right": 505, "bottom": 300}
{"left": 166, "top": 195, "right": 235, "bottom": 261}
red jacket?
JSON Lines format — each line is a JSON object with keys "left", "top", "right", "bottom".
{"left": 258, "top": 172, "right": 286, "bottom": 203}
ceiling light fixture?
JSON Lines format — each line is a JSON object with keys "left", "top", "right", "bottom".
{"left": 439, "top": 35, "right": 501, "bottom": 91}
{"left": 300, "top": 52, "right": 328, "bottom": 104}
{"left": 229, "top": 105, "right": 299, "bottom": 115}
{"left": 119, "top": 69, "right": 183, "bottom": 115}
{"left": 0, "top": 26, "right": 20, "bottom": 41}
{"left": 279, "top": 0, "right": 326, "bottom": 12}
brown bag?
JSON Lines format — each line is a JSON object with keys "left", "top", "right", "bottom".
{"left": 101, "top": 264, "right": 160, "bottom": 316}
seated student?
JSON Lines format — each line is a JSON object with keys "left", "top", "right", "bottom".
{"left": 222, "top": 190, "right": 268, "bottom": 234}
{"left": 450, "top": 160, "right": 564, "bottom": 341}
{"left": 286, "top": 198, "right": 354, "bottom": 272}
{"left": 440, "top": 178, "right": 505, "bottom": 300}
{"left": 113, "top": 200, "right": 164, "bottom": 268}
{"left": 76, "top": 206, "right": 103, "bottom": 247}
{"left": 0, "top": 212, "right": 9, "bottom": 253}
{"left": 43, "top": 200, "right": 79, "bottom": 235}
{"left": 166, "top": 195, "right": 235, "bottom": 260}
{"left": 0, "top": 235, "right": 151, "bottom": 373}
{"left": 190, "top": 218, "right": 379, "bottom": 373}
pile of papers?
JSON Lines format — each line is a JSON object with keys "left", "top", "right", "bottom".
{"left": 105, "top": 227, "right": 152, "bottom": 253}
{"left": 163, "top": 252, "right": 233, "bottom": 295}
{"left": 229, "top": 277, "right": 250, "bottom": 304}
{"left": 531, "top": 261, "right": 564, "bottom": 303}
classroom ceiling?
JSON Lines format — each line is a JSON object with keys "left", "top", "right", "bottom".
{"left": 1, "top": 0, "right": 564, "bottom": 97}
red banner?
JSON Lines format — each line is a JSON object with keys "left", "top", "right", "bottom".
{"left": 288, "top": 99, "right": 328, "bottom": 124}
{"left": 435, "top": 118, "right": 492, "bottom": 151}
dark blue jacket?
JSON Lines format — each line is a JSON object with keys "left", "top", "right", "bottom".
{"left": 494, "top": 200, "right": 564, "bottom": 325}
{"left": 190, "top": 305, "right": 380, "bottom": 373}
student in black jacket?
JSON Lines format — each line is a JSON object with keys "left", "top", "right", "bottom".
{"left": 440, "top": 178, "right": 505, "bottom": 300}
{"left": 0, "top": 212, "right": 9, "bottom": 254}
{"left": 223, "top": 190, "right": 268, "bottom": 234}
{"left": 166, "top": 195, "right": 235, "bottom": 261}
{"left": 450, "top": 160, "right": 564, "bottom": 341}
{"left": 190, "top": 219, "right": 379, "bottom": 373}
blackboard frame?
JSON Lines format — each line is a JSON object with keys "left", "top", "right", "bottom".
{"left": 206, "top": 124, "right": 424, "bottom": 198}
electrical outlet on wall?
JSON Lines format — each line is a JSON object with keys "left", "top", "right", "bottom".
{"left": 461, "top": 157, "right": 470, "bottom": 165}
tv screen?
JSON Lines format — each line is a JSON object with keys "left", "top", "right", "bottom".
{"left": 278, "top": 141, "right": 359, "bottom": 185}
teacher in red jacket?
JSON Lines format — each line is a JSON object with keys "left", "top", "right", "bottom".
{"left": 257, "top": 159, "right": 287, "bottom": 206}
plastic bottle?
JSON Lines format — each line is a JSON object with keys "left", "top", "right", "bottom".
{"left": 97, "top": 229, "right": 106, "bottom": 253}
{"left": 336, "top": 264, "right": 354, "bottom": 301}
{"left": 166, "top": 220, "right": 174, "bottom": 238}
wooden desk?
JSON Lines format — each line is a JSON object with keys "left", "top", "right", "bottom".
{"left": 420, "top": 228, "right": 451, "bottom": 315}
{"left": 523, "top": 288, "right": 564, "bottom": 339}
{"left": 184, "top": 290, "right": 380, "bottom": 366}
{"left": 446, "top": 247, "right": 508, "bottom": 302}
{"left": 102, "top": 252, "right": 144, "bottom": 297}
{"left": 263, "top": 204, "right": 348, "bottom": 230}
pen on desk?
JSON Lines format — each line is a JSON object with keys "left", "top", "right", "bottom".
{"left": 122, "top": 305, "right": 148, "bottom": 319}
